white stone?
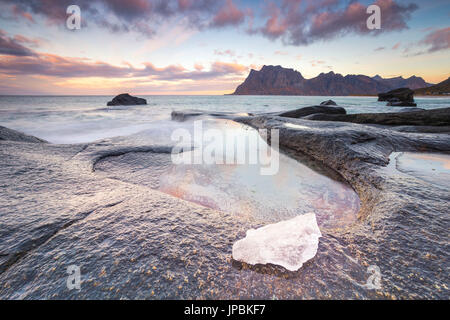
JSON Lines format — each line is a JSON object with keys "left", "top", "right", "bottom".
{"left": 232, "top": 213, "right": 321, "bottom": 271}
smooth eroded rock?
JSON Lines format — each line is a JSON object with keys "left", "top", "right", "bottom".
{"left": 320, "top": 100, "right": 337, "bottom": 106}
{"left": 278, "top": 105, "right": 346, "bottom": 119}
{"left": 0, "top": 126, "right": 47, "bottom": 143}
{"left": 302, "top": 107, "right": 450, "bottom": 126}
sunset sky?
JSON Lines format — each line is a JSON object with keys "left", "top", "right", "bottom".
{"left": 0, "top": 0, "right": 449, "bottom": 95}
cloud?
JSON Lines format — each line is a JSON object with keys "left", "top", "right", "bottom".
{"left": 214, "top": 49, "right": 236, "bottom": 57}
{"left": 0, "top": 48, "right": 248, "bottom": 81}
{"left": 392, "top": 42, "right": 401, "bottom": 50}
{"left": 210, "top": 0, "right": 246, "bottom": 27}
{"left": 194, "top": 63, "right": 204, "bottom": 71}
{"left": 0, "top": 29, "right": 37, "bottom": 56}
{"left": 0, "top": 0, "right": 249, "bottom": 37}
{"left": 374, "top": 46, "right": 385, "bottom": 51}
{"left": 310, "top": 60, "right": 326, "bottom": 67}
{"left": 252, "top": 0, "right": 418, "bottom": 46}
{"left": 419, "top": 27, "right": 450, "bottom": 53}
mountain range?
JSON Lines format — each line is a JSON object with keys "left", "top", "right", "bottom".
{"left": 414, "top": 77, "right": 450, "bottom": 95}
{"left": 232, "top": 65, "right": 433, "bottom": 96}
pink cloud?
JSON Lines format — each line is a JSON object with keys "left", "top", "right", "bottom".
{"left": 420, "top": 27, "right": 450, "bottom": 53}
{"left": 0, "top": 38, "right": 249, "bottom": 81}
{"left": 254, "top": 0, "right": 417, "bottom": 45}
{"left": 211, "top": 0, "right": 246, "bottom": 27}
{"left": 0, "top": 29, "right": 37, "bottom": 57}
{"left": 392, "top": 42, "right": 401, "bottom": 50}
{"left": 214, "top": 49, "right": 236, "bottom": 57}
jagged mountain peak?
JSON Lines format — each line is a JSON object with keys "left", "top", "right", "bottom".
{"left": 233, "top": 65, "right": 431, "bottom": 95}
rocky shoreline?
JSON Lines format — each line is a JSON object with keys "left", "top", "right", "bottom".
{"left": 0, "top": 104, "right": 449, "bottom": 299}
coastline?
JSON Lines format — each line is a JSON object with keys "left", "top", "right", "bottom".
{"left": 1, "top": 105, "right": 449, "bottom": 299}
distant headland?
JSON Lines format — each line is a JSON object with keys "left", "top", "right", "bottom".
{"left": 232, "top": 65, "right": 436, "bottom": 96}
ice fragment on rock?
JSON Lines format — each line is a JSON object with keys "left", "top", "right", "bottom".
{"left": 232, "top": 213, "right": 321, "bottom": 271}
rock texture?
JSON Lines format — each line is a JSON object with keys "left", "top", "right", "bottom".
{"left": 303, "top": 107, "right": 450, "bottom": 126}
{"left": 1, "top": 109, "right": 449, "bottom": 299}
{"left": 233, "top": 65, "right": 431, "bottom": 96}
{"left": 107, "top": 93, "right": 147, "bottom": 106}
{"left": 171, "top": 109, "right": 253, "bottom": 122}
{"left": 278, "top": 105, "right": 346, "bottom": 119}
{"left": 0, "top": 126, "right": 47, "bottom": 143}
{"left": 320, "top": 100, "right": 337, "bottom": 106}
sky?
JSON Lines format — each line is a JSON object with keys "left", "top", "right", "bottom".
{"left": 0, "top": 0, "right": 449, "bottom": 95}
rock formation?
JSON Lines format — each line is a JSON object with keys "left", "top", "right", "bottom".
{"left": 107, "top": 93, "right": 147, "bottom": 106}
{"left": 277, "top": 105, "right": 346, "bottom": 119}
{"left": 232, "top": 65, "right": 432, "bottom": 96}
{"left": 378, "top": 88, "right": 417, "bottom": 107}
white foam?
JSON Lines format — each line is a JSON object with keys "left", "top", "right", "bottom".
{"left": 232, "top": 213, "right": 322, "bottom": 271}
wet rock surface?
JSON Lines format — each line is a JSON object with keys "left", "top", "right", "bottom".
{"left": 171, "top": 109, "right": 252, "bottom": 122}
{"left": 277, "top": 105, "right": 346, "bottom": 118}
{"left": 320, "top": 100, "right": 337, "bottom": 106}
{"left": 302, "top": 107, "right": 450, "bottom": 126}
{"left": 0, "top": 106, "right": 449, "bottom": 299}
{"left": 0, "top": 126, "right": 47, "bottom": 143}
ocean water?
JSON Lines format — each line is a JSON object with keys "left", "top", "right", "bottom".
{"left": 0, "top": 95, "right": 449, "bottom": 144}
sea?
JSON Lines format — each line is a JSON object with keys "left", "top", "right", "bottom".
{"left": 0, "top": 95, "right": 449, "bottom": 144}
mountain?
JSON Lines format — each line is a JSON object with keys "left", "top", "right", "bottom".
{"left": 232, "top": 65, "right": 433, "bottom": 96}
{"left": 371, "top": 75, "right": 430, "bottom": 90}
{"left": 414, "top": 77, "right": 450, "bottom": 95}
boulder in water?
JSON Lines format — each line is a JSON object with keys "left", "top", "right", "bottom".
{"left": 107, "top": 93, "right": 147, "bottom": 106}
{"left": 378, "top": 88, "right": 415, "bottom": 107}
{"left": 232, "top": 213, "right": 322, "bottom": 271}
{"left": 320, "top": 100, "right": 337, "bottom": 106}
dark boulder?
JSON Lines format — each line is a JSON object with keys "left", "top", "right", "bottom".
{"left": 277, "top": 105, "right": 346, "bottom": 119}
{"left": 301, "top": 107, "right": 450, "bottom": 126}
{"left": 387, "top": 101, "right": 417, "bottom": 107}
{"left": 395, "top": 108, "right": 425, "bottom": 113}
{"left": 378, "top": 88, "right": 414, "bottom": 103}
{"left": 107, "top": 93, "right": 147, "bottom": 106}
{"left": 320, "top": 100, "right": 337, "bottom": 106}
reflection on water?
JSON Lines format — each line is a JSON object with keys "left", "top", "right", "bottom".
{"left": 159, "top": 120, "right": 360, "bottom": 229}
{"left": 396, "top": 152, "right": 450, "bottom": 187}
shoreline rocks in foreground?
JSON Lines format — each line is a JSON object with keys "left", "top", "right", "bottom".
{"left": 107, "top": 93, "right": 147, "bottom": 106}
{"left": 303, "top": 107, "right": 450, "bottom": 127}
{"left": 277, "top": 102, "right": 345, "bottom": 119}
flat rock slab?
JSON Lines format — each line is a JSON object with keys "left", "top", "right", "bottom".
{"left": 303, "top": 107, "right": 450, "bottom": 126}
{"left": 0, "top": 126, "right": 47, "bottom": 143}
{"left": 277, "top": 105, "right": 346, "bottom": 118}
{"left": 1, "top": 118, "right": 449, "bottom": 299}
